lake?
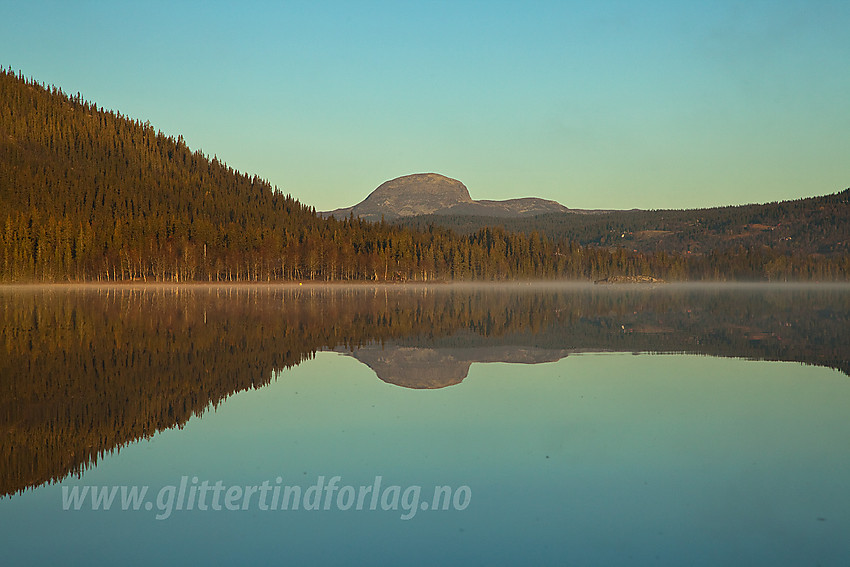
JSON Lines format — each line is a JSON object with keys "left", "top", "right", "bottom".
{"left": 1, "top": 283, "right": 849, "bottom": 566}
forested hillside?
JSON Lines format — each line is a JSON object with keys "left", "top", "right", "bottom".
{"left": 399, "top": 190, "right": 850, "bottom": 256}
{"left": 1, "top": 68, "right": 848, "bottom": 282}
{"left": 0, "top": 68, "right": 563, "bottom": 282}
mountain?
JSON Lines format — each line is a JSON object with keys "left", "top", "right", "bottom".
{"left": 324, "top": 172, "right": 849, "bottom": 259}
{"left": 321, "top": 173, "right": 573, "bottom": 221}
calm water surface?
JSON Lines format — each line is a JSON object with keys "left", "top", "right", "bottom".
{"left": 1, "top": 284, "right": 849, "bottom": 566}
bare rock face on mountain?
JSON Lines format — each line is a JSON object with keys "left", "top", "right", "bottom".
{"left": 324, "top": 173, "right": 472, "bottom": 222}
{"left": 322, "top": 173, "right": 570, "bottom": 221}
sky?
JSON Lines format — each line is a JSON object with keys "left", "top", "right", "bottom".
{"left": 2, "top": 0, "right": 849, "bottom": 211}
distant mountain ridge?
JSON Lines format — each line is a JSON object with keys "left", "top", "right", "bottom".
{"left": 321, "top": 173, "right": 575, "bottom": 221}
{"left": 397, "top": 188, "right": 850, "bottom": 257}
{"left": 323, "top": 172, "right": 850, "bottom": 258}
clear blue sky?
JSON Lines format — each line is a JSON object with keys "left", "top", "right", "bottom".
{"left": 3, "top": 0, "right": 848, "bottom": 210}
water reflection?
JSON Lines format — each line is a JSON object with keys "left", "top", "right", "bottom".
{"left": 1, "top": 283, "right": 848, "bottom": 497}
{"left": 333, "top": 343, "right": 573, "bottom": 388}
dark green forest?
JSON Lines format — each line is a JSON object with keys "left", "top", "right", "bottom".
{"left": 1, "top": 68, "right": 848, "bottom": 282}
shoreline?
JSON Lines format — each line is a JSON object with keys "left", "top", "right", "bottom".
{"left": 2, "top": 280, "right": 850, "bottom": 292}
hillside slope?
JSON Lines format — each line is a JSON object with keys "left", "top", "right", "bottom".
{"left": 398, "top": 190, "right": 850, "bottom": 256}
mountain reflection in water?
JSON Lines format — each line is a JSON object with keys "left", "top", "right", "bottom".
{"left": 1, "top": 283, "right": 848, "bottom": 497}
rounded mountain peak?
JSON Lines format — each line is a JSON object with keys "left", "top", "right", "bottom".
{"left": 354, "top": 173, "right": 472, "bottom": 219}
